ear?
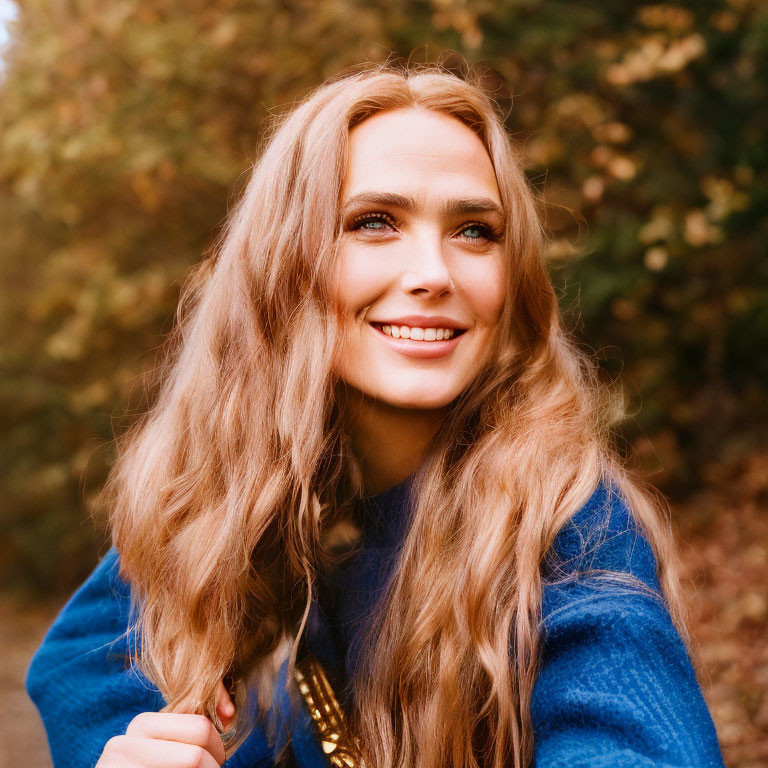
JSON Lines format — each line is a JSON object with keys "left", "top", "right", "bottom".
{"left": 215, "top": 678, "right": 236, "bottom": 730}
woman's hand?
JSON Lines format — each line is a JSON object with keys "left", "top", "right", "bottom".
{"left": 95, "top": 680, "right": 237, "bottom": 766}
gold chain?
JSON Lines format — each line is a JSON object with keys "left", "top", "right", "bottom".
{"left": 294, "top": 656, "right": 366, "bottom": 767}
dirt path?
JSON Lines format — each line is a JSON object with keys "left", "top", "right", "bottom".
{"left": 0, "top": 596, "right": 58, "bottom": 768}
{"left": 676, "top": 492, "right": 768, "bottom": 767}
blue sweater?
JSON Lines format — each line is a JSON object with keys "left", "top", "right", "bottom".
{"left": 26, "top": 478, "right": 725, "bottom": 767}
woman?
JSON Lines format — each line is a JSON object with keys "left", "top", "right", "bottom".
{"left": 26, "top": 61, "right": 725, "bottom": 768}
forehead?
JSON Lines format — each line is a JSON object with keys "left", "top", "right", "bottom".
{"left": 342, "top": 107, "right": 500, "bottom": 204}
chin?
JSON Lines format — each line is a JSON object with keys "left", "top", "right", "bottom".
{"left": 388, "top": 397, "right": 454, "bottom": 410}
{"left": 374, "top": 384, "right": 459, "bottom": 411}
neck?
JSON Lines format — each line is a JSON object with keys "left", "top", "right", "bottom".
{"left": 335, "top": 383, "right": 449, "bottom": 496}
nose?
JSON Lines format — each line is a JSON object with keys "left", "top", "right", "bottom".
{"left": 400, "top": 232, "right": 455, "bottom": 298}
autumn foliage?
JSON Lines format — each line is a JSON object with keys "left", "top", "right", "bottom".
{"left": 0, "top": 1, "right": 765, "bottom": 600}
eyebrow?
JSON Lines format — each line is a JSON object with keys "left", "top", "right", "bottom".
{"left": 341, "top": 191, "right": 506, "bottom": 221}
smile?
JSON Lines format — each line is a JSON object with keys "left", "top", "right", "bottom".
{"left": 372, "top": 322, "right": 464, "bottom": 341}
{"left": 368, "top": 322, "right": 467, "bottom": 359}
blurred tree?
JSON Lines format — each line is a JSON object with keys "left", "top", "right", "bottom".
{"left": 0, "top": 0, "right": 765, "bottom": 594}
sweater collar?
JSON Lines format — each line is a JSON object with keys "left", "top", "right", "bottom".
{"left": 357, "top": 470, "right": 417, "bottom": 550}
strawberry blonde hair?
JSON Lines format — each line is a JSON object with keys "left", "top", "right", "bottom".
{"left": 102, "top": 59, "right": 692, "bottom": 767}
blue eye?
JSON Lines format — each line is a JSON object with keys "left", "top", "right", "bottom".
{"left": 351, "top": 213, "right": 395, "bottom": 231}
{"left": 460, "top": 224, "right": 492, "bottom": 241}
{"left": 456, "top": 222, "right": 504, "bottom": 243}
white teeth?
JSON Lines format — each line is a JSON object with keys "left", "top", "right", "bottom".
{"left": 374, "top": 323, "right": 458, "bottom": 341}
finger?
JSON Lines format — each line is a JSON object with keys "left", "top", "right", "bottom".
{"left": 100, "top": 734, "right": 221, "bottom": 768}
{"left": 126, "top": 712, "right": 226, "bottom": 765}
{"left": 215, "top": 679, "right": 236, "bottom": 729}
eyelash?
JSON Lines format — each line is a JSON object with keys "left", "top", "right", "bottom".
{"left": 349, "top": 212, "right": 503, "bottom": 243}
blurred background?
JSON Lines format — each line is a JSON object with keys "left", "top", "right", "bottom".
{"left": 0, "top": 0, "right": 765, "bottom": 765}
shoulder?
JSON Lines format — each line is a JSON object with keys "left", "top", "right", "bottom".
{"left": 27, "top": 546, "right": 131, "bottom": 657}
{"left": 541, "top": 478, "right": 664, "bottom": 618}
{"left": 25, "top": 545, "right": 147, "bottom": 687}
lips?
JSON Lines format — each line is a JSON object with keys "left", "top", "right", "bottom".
{"left": 367, "top": 321, "right": 466, "bottom": 359}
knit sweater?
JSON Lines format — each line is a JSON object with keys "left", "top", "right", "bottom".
{"left": 26, "top": 477, "right": 726, "bottom": 767}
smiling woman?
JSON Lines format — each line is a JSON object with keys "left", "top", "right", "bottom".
{"left": 26, "top": 61, "right": 725, "bottom": 768}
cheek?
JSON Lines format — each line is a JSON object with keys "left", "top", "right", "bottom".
{"left": 330, "top": 250, "right": 388, "bottom": 377}
{"left": 330, "top": 249, "right": 390, "bottom": 317}
{"left": 454, "top": 258, "right": 507, "bottom": 326}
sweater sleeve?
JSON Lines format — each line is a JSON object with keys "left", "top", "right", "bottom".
{"left": 25, "top": 547, "right": 275, "bottom": 768}
{"left": 531, "top": 482, "right": 726, "bottom": 768}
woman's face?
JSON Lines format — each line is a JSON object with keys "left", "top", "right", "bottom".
{"left": 331, "top": 106, "right": 507, "bottom": 410}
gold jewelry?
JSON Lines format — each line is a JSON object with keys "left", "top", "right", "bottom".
{"left": 294, "top": 656, "right": 366, "bottom": 767}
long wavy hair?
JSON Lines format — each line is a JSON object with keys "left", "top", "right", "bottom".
{"left": 102, "top": 59, "right": 694, "bottom": 768}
